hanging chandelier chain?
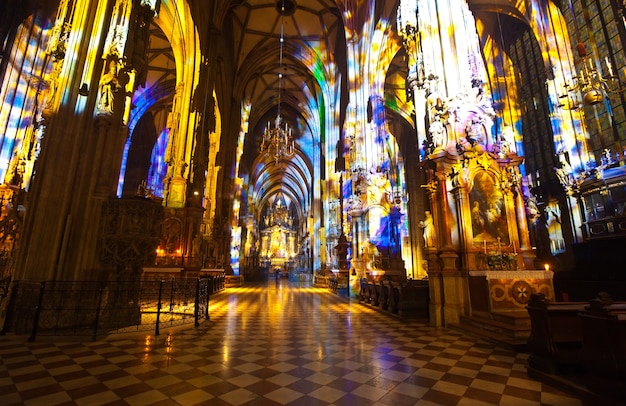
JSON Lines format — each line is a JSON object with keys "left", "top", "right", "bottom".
{"left": 277, "top": 2, "right": 284, "bottom": 119}
{"left": 260, "top": 0, "right": 295, "bottom": 164}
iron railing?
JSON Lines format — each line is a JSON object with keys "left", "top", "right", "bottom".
{"left": 0, "top": 276, "right": 223, "bottom": 341}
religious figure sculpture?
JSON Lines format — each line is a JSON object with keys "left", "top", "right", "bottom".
{"left": 192, "top": 233, "right": 203, "bottom": 257}
{"left": 429, "top": 120, "right": 446, "bottom": 149}
{"left": 524, "top": 195, "right": 540, "bottom": 224}
{"left": 419, "top": 211, "right": 435, "bottom": 248}
{"left": 97, "top": 60, "right": 120, "bottom": 114}
{"left": 465, "top": 118, "right": 486, "bottom": 147}
{"left": 499, "top": 127, "right": 516, "bottom": 155}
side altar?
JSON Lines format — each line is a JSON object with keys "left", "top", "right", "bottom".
{"left": 422, "top": 143, "right": 543, "bottom": 327}
{"left": 418, "top": 88, "right": 547, "bottom": 331}
{"left": 468, "top": 270, "right": 554, "bottom": 314}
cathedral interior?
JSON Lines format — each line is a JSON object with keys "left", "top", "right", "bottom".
{"left": 1, "top": 0, "right": 626, "bottom": 350}
{"left": 2, "top": 0, "right": 626, "bottom": 403}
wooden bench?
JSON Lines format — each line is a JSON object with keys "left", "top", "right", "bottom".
{"left": 526, "top": 292, "right": 626, "bottom": 402}
{"left": 380, "top": 280, "right": 398, "bottom": 313}
{"left": 397, "top": 280, "right": 429, "bottom": 318}
{"left": 359, "top": 278, "right": 369, "bottom": 303}
{"left": 380, "top": 281, "right": 390, "bottom": 310}
{"left": 328, "top": 275, "right": 348, "bottom": 295}
{"left": 358, "top": 278, "right": 428, "bottom": 319}
{"left": 366, "top": 281, "right": 379, "bottom": 306}
{"left": 526, "top": 293, "right": 587, "bottom": 374}
{"left": 224, "top": 275, "right": 244, "bottom": 287}
{"left": 580, "top": 297, "right": 626, "bottom": 400}
{"left": 390, "top": 282, "right": 401, "bottom": 314}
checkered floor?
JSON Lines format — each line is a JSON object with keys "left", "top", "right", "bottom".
{"left": 0, "top": 280, "right": 586, "bottom": 405}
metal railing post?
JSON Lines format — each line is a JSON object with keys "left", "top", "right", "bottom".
{"left": 194, "top": 278, "right": 200, "bottom": 327}
{"left": 206, "top": 278, "right": 210, "bottom": 320}
{"left": 92, "top": 286, "right": 105, "bottom": 341}
{"left": 155, "top": 280, "right": 164, "bottom": 336}
{"left": 170, "top": 278, "right": 175, "bottom": 312}
{"left": 28, "top": 281, "right": 46, "bottom": 342}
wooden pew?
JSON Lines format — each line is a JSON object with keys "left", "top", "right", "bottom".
{"left": 359, "top": 278, "right": 369, "bottom": 302}
{"left": 374, "top": 281, "right": 382, "bottom": 307}
{"left": 526, "top": 292, "right": 626, "bottom": 403}
{"left": 358, "top": 278, "right": 428, "bottom": 319}
{"left": 526, "top": 293, "right": 586, "bottom": 374}
{"left": 388, "top": 281, "right": 400, "bottom": 314}
{"left": 328, "top": 275, "right": 348, "bottom": 295}
{"left": 366, "top": 281, "right": 378, "bottom": 306}
{"left": 580, "top": 296, "right": 626, "bottom": 400}
{"left": 380, "top": 280, "right": 390, "bottom": 310}
{"left": 398, "top": 280, "right": 429, "bottom": 318}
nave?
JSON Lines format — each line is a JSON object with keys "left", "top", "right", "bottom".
{"left": 0, "top": 282, "right": 584, "bottom": 406}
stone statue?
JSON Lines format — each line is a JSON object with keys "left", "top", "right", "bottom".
{"left": 429, "top": 120, "right": 445, "bottom": 149}
{"left": 192, "top": 233, "right": 203, "bottom": 257}
{"left": 419, "top": 211, "right": 435, "bottom": 248}
{"left": 554, "top": 165, "right": 571, "bottom": 188}
{"left": 97, "top": 60, "right": 120, "bottom": 114}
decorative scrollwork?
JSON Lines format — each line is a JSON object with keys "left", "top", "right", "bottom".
{"left": 99, "top": 198, "right": 163, "bottom": 268}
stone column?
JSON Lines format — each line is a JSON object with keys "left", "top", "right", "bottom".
{"left": 451, "top": 179, "right": 474, "bottom": 270}
{"left": 350, "top": 210, "right": 365, "bottom": 295}
{"left": 515, "top": 183, "right": 536, "bottom": 269}
{"left": 436, "top": 171, "right": 458, "bottom": 267}
{"left": 423, "top": 176, "right": 444, "bottom": 325}
{"left": 435, "top": 169, "right": 461, "bottom": 325}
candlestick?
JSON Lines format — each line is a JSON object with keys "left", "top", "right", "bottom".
{"left": 606, "top": 57, "right": 614, "bottom": 76}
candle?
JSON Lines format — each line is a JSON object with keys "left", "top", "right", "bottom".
{"left": 483, "top": 240, "right": 487, "bottom": 254}
{"left": 513, "top": 243, "right": 517, "bottom": 254}
{"left": 605, "top": 57, "right": 614, "bottom": 76}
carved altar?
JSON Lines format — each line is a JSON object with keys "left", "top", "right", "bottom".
{"left": 423, "top": 142, "right": 538, "bottom": 325}
{"left": 469, "top": 270, "right": 555, "bottom": 313}
{"left": 260, "top": 224, "right": 297, "bottom": 267}
{"left": 405, "top": 33, "right": 539, "bottom": 327}
{"left": 259, "top": 193, "right": 298, "bottom": 269}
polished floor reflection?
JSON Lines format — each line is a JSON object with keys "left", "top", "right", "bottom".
{"left": 0, "top": 280, "right": 584, "bottom": 405}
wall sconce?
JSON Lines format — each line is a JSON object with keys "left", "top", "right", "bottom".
{"left": 78, "top": 83, "right": 89, "bottom": 96}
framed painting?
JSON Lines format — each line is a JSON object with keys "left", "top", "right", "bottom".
{"left": 470, "top": 171, "right": 509, "bottom": 244}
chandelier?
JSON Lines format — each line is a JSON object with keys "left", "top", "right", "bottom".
{"left": 260, "top": 0, "right": 295, "bottom": 164}
{"left": 560, "top": 42, "right": 623, "bottom": 108}
{"left": 261, "top": 115, "right": 294, "bottom": 164}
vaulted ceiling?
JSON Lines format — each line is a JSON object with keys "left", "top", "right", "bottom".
{"left": 216, "top": 0, "right": 348, "bottom": 223}
{"left": 136, "top": 0, "right": 529, "bottom": 223}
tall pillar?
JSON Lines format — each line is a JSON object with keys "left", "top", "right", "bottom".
{"left": 451, "top": 180, "right": 475, "bottom": 270}
{"left": 398, "top": 2, "right": 429, "bottom": 279}
{"left": 515, "top": 180, "right": 537, "bottom": 270}
{"left": 433, "top": 165, "right": 461, "bottom": 326}
{"left": 349, "top": 210, "right": 365, "bottom": 294}
{"left": 436, "top": 171, "right": 456, "bottom": 253}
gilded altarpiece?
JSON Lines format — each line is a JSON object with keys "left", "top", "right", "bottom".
{"left": 425, "top": 150, "right": 553, "bottom": 325}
